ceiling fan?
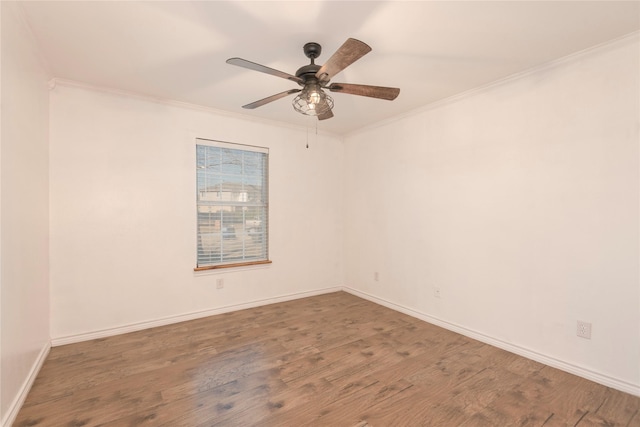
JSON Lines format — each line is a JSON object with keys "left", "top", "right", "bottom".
{"left": 226, "top": 38, "right": 400, "bottom": 120}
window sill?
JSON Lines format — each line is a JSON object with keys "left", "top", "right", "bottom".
{"left": 194, "top": 260, "right": 272, "bottom": 272}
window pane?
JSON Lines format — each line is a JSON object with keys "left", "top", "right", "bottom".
{"left": 196, "top": 141, "right": 268, "bottom": 268}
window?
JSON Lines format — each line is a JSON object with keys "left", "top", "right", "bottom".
{"left": 195, "top": 139, "right": 269, "bottom": 270}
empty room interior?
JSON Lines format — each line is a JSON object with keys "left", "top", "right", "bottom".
{"left": 2, "top": 1, "right": 640, "bottom": 425}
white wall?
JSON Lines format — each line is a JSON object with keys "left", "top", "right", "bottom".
{"left": 344, "top": 34, "right": 639, "bottom": 392}
{"left": 49, "top": 84, "right": 344, "bottom": 340}
{"left": 0, "top": 2, "right": 51, "bottom": 424}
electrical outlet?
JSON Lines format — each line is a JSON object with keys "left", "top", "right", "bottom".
{"left": 374, "top": 272, "right": 379, "bottom": 281}
{"left": 216, "top": 278, "right": 224, "bottom": 289}
{"left": 577, "top": 320, "right": 591, "bottom": 339}
{"left": 434, "top": 287, "right": 441, "bottom": 298}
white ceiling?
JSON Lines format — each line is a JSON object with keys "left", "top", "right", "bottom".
{"left": 19, "top": 1, "right": 640, "bottom": 135}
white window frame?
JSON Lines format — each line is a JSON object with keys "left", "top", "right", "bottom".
{"left": 195, "top": 139, "right": 270, "bottom": 270}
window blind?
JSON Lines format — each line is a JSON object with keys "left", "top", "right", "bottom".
{"left": 196, "top": 139, "right": 269, "bottom": 268}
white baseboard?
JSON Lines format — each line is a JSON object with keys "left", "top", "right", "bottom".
{"left": 51, "top": 286, "right": 343, "bottom": 347}
{"left": 343, "top": 286, "right": 640, "bottom": 397}
{"left": 2, "top": 341, "right": 51, "bottom": 427}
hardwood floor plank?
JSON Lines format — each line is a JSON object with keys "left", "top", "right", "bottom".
{"left": 14, "top": 291, "right": 640, "bottom": 427}
{"left": 575, "top": 386, "right": 640, "bottom": 426}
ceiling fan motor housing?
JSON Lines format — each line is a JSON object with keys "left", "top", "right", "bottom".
{"left": 295, "top": 64, "right": 322, "bottom": 82}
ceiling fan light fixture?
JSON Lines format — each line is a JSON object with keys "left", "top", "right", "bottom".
{"left": 292, "top": 82, "right": 333, "bottom": 116}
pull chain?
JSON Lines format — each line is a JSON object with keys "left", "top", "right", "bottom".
{"left": 305, "top": 117, "right": 319, "bottom": 149}
{"left": 306, "top": 116, "right": 316, "bottom": 149}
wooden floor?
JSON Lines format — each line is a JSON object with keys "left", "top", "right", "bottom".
{"left": 15, "top": 292, "right": 640, "bottom": 426}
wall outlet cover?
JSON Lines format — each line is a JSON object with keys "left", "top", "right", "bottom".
{"left": 577, "top": 320, "right": 592, "bottom": 339}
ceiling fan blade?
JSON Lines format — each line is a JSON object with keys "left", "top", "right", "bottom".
{"left": 318, "top": 109, "right": 334, "bottom": 121}
{"left": 227, "top": 58, "right": 304, "bottom": 84}
{"left": 242, "top": 89, "right": 301, "bottom": 109}
{"left": 315, "top": 38, "right": 371, "bottom": 82}
{"left": 327, "top": 83, "right": 400, "bottom": 100}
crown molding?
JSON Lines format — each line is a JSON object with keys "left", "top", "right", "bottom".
{"left": 346, "top": 30, "right": 640, "bottom": 139}
{"left": 50, "top": 78, "right": 343, "bottom": 141}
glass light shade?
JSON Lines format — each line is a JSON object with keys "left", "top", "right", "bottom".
{"left": 292, "top": 82, "right": 334, "bottom": 116}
